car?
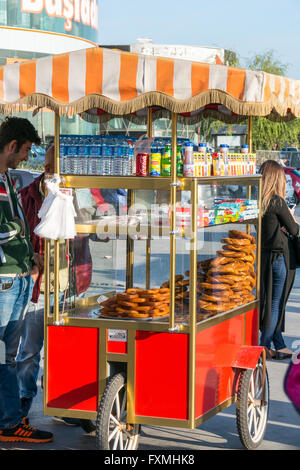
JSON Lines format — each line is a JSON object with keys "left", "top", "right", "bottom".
{"left": 285, "top": 173, "right": 295, "bottom": 204}
{"left": 10, "top": 168, "right": 41, "bottom": 191}
{"left": 282, "top": 147, "right": 299, "bottom": 152}
{"left": 283, "top": 167, "right": 300, "bottom": 204}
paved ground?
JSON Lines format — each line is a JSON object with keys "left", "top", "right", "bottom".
{"left": 1, "top": 207, "right": 300, "bottom": 452}
{"left": 2, "top": 289, "right": 300, "bottom": 451}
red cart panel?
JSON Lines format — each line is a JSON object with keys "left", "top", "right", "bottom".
{"left": 135, "top": 331, "right": 189, "bottom": 420}
{"left": 244, "top": 308, "right": 259, "bottom": 346}
{"left": 195, "top": 313, "right": 244, "bottom": 418}
{"left": 47, "top": 326, "right": 99, "bottom": 412}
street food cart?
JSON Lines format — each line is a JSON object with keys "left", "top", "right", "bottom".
{"left": 1, "top": 47, "right": 300, "bottom": 450}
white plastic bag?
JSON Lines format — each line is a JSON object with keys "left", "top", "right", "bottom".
{"left": 34, "top": 176, "right": 77, "bottom": 240}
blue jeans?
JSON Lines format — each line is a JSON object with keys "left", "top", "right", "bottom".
{"left": 16, "top": 291, "right": 66, "bottom": 408}
{"left": 16, "top": 295, "right": 45, "bottom": 402}
{"left": 260, "top": 255, "right": 287, "bottom": 350}
{"left": 0, "top": 275, "right": 34, "bottom": 429}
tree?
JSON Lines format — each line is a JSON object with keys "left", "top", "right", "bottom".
{"left": 246, "top": 50, "right": 299, "bottom": 150}
{"left": 246, "top": 49, "right": 288, "bottom": 76}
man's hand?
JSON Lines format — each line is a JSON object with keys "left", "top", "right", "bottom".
{"left": 29, "top": 265, "right": 39, "bottom": 283}
{"left": 34, "top": 253, "right": 44, "bottom": 273}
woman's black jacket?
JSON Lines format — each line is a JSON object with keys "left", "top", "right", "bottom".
{"left": 260, "top": 195, "right": 299, "bottom": 333}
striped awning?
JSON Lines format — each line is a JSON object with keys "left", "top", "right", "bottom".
{"left": 1, "top": 46, "right": 300, "bottom": 122}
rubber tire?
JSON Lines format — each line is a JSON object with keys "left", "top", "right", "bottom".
{"left": 79, "top": 419, "right": 96, "bottom": 434}
{"left": 236, "top": 362, "right": 269, "bottom": 450}
{"left": 293, "top": 192, "right": 300, "bottom": 205}
{"left": 96, "top": 372, "right": 140, "bottom": 450}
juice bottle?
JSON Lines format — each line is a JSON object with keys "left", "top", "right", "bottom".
{"left": 207, "top": 154, "right": 212, "bottom": 176}
{"left": 183, "top": 143, "right": 195, "bottom": 177}
{"left": 232, "top": 154, "right": 237, "bottom": 176}
{"left": 162, "top": 143, "right": 171, "bottom": 176}
{"left": 219, "top": 153, "right": 225, "bottom": 176}
{"left": 176, "top": 144, "right": 183, "bottom": 177}
{"left": 243, "top": 154, "right": 247, "bottom": 175}
{"left": 212, "top": 153, "right": 220, "bottom": 176}
{"left": 201, "top": 154, "right": 206, "bottom": 176}
{"left": 193, "top": 153, "right": 198, "bottom": 176}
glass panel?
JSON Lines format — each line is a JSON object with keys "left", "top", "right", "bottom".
{"left": 196, "top": 181, "right": 259, "bottom": 321}
{"left": 58, "top": 181, "right": 259, "bottom": 323}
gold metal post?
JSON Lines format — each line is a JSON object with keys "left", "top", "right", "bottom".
{"left": 246, "top": 184, "right": 252, "bottom": 235}
{"left": 44, "top": 239, "right": 50, "bottom": 318}
{"left": 146, "top": 107, "right": 152, "bottom": 289}
{"left": 169, "top": 113, "right": 177, "bottom": 331}
{"left": 246, "top": 115, "right": 253, "bottom": 234}
{"left": 126, "top": 189, "right": 135, "bottom": 289}
{"left": 53, "top": 113, "right": 60, "bottom": 324}
{"left": 188, "top": 179, "right": 198, "bottom": 428}
{"left": 43, "top": 238, "right": 50, "bottom": 414}
{"left": 248, "top": 116, "right": 253, "bottom": 153}
{"left": 256, "top": 177, "right": 262, "bottom": 300}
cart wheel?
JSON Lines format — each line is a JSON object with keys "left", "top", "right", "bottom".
{"left": 80, "top": 419, "right": 96, "bottom": 434}
{"left": 96, "top": 372, "right": 140, "bottom": 450}
{"left": 236, "top": 357, "right": 269, "bottom": 449}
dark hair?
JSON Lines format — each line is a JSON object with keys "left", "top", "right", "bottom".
{"left": 0, "top": 117, "right": 41, "bottom": 152}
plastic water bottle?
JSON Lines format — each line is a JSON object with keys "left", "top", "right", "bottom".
{"left": 67, "top": 136, "right": 78, "bottom": 174}
{"left": 121, "top": 140, "right": 129, "bottom": 175}
{"left": 77, "top": 136, "right": 89, "bottom": 174}
{"left": 59, "top": 135, "right": 67, "bottom": 174}
{"left": 101, "top": 156, "right": 112, "bottom": 175}
{"left": 88, "top": 136, "right": 101, "bottom": 175}
{"left": 128, "top": 142, "right": 135, "bottom": 175}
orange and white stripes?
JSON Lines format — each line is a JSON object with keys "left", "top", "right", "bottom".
{"left": 0, "top": 46, "right": 299, "bottom": 115}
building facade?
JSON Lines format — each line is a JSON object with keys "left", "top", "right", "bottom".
{"left": 0, "top": 0, "right": 100, "bottom": 140}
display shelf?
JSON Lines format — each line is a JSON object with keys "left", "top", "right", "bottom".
{"left": 50, "top": 294, "right": 259, "bottom": 334}
{"left": 64, "top": 174, "right": 261, "bottom": 190}
{"left": 64, "top": 175, "right": 172, "bottom": 190}
{"left": 75, "top": 218, "right": 259, "bottom": 235}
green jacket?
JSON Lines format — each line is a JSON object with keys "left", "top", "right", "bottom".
{"left": 0, "top": 171, "right": 34, "bottom": 275}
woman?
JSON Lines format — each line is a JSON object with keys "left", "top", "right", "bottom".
{"left": 259, "top": 160, "right": 299, "bottom": 360}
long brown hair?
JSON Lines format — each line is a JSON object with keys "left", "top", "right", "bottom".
{"left": 259, "top": 160, "right": 286, "bottom": 215}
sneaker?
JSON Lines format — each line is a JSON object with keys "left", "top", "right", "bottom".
{"left": 52, "top": 416, "right": 80, "bottom": 426}
{"left": 0, "top": 422, "right": 53, "bottom": 443}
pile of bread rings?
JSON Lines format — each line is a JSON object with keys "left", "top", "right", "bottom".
{"left": 160, "top": 275, "right": 189, "bottom": 302}
{"left": 197, "top": 230, "right": 256, "bottom": 316}
{"left": 99, "top": 288, "right": 170, "bottom": 319}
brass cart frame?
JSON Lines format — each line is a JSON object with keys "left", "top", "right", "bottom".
{"left": 42, "top": 111, "right": 264, "bottom": 436}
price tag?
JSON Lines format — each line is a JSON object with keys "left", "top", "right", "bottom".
{"left": 108, "top": 329, "right": 127, "bottom": 342}
{"left": 97, "top": 295, "right": 108, "bottom": 305}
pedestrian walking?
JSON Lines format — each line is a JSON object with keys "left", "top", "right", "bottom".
{"left": 259, "top": 160, "right": 299, "bottom": 360}
{"left": 0, "top": 117, "right": 53, "bottom": 443}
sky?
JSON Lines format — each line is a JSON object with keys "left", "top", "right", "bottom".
{"left": 98, "top": 0, "right": 300, "bottom": 79}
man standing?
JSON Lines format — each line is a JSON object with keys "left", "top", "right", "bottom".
{"left": 0, "top": 117, "right": 53, "bottom": 443}
{"left": 17, "top": 145, "right": 92, "bottom": 426}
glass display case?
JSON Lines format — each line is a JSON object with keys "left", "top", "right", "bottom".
{"left": 45, "top": 174, "right": 261, "bottom": 331}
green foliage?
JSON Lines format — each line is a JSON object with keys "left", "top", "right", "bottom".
{"left": 224, "top": 49, "right": 240, "bottom": 67}
{"left": 252, "top": 118, "right": 300, "bottom": 150}
{"left": 246, "top": 49, "right": 288, "bottom": 76}
{"left": 200, "top": 49, "right": 299, "bottom": 150}
{"left": 246, "top": 50, "right": 298, "bottom": 150}
{"left": 199, "top": 118, "right": 218, "bottom": 142}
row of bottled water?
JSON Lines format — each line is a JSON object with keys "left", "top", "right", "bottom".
{"left": 59, "top": 135, "right": 135, "bottom": 176}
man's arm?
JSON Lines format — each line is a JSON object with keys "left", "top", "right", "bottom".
{"left": 0, "top": 217, "right": 23, "bottom": 244}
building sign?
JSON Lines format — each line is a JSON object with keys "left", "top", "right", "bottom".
{"left": 131, "top": 40, "right": 224, "bottom": 65}
{"left": 20, "top": 0, "right": 99, "bottom": 38}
